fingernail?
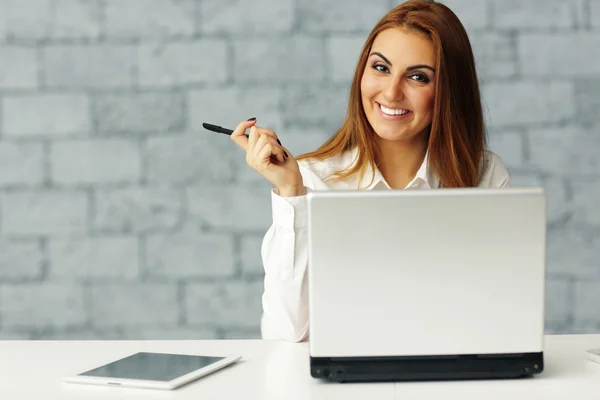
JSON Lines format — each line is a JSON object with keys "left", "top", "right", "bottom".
{"left": 247, "top": 117, "right": 256, "bottom": 121}
{"left": 276, "top": 138, "right": 289, "bottom": 157}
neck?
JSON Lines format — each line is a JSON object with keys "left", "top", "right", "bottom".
{"left": 375, "top": 134, "right": 428, "bottom": 189}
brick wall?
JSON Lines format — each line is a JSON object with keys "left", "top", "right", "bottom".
{"left": 0, "top": 0, "right": 598, "bottom": 340}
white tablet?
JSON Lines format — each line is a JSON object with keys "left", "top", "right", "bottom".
{"left": 62, "top": 352, "right": 242, "bottom": 390}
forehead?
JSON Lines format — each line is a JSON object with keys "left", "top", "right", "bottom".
{"left": 370, "top": 27, "right": 436, "bottom": 67}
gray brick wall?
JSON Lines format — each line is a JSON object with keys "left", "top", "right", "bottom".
{"left": 0, "top": 0, "right": 598, "bottom": 340}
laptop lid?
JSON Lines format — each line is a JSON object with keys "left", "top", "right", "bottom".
{"left": 307, "top": 188, "right": 546, "bottom": 358}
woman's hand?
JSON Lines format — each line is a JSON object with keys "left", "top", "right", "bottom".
{"left": 230, "top": 118, "right": 306, "bottom": 197}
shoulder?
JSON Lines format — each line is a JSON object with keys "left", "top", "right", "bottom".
{"left": 297, "top": 150, "right": 357, "bottom": 184}
{"left": 478, "top": 150, "right": 510, "bottom": 188}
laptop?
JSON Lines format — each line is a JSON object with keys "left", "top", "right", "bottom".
{"left": 306, "top": 187, "right": 546, "bottom": 382}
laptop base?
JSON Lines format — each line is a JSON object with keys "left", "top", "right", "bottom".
{"left": 310, "top": 352, "right": 544, "bottom": 382}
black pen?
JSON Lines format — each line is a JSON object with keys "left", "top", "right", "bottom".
{"left": 202, "top": 122, "right": 288, "bottom": 157}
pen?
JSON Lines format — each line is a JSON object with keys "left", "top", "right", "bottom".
{"left": 202, "top": 122, "right": 288, "bottom": 157}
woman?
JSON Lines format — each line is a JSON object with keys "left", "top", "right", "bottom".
{"left": 231, "top": 0, "right": 510, "bottom": 342}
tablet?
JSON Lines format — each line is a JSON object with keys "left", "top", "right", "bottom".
{"left": 62, "top": 352, "right": 242, "bottom": 390}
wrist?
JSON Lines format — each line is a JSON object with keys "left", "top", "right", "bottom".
{"left": 277, "top": 184, "right": 306, "bottom": 197}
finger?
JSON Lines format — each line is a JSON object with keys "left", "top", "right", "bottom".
{"left": 280, "top": 145, "right": 293, "bottom": 160}
{"left": 256, "top": 128, "right": 288, "bottom": 157}
{"left": 255, "top": 135, "right": 285, "bottom": 164}
{"left": 254, "top": 128, "right": 278, "bottom": 141}
{"left": 230, "top": 118, "right": 257, "bottom": 150}
{"left": 256, "top": 141, "right": 285, "bottom": 167}
{"left": 247, "top": 126, "right": 260, "bottom": 153}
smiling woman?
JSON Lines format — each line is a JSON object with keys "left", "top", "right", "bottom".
{"left": 295, "top": 0, "right": 499, "bottom": 190}
{"left": 229, "top": 0, "right": 511, "bottom": 343}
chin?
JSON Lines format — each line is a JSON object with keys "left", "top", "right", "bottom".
{"left": 372, "top": 127, "right": 411, "bottom": 142}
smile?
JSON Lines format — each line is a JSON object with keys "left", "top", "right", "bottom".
{"left": 377, "top": 103, "right": 411, "bottom": 120}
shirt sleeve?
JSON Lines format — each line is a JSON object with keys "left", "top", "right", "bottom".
{"left": 260, "top": 165, "right": 316, "bottom": 342}
{"left": 480, "top": 151, "right": 511, "bottom": 188}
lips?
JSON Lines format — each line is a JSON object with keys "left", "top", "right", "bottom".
{"left": 378, "top": 103, "right": 409, "bottom": 116}
{"left": 376, "top": 102, "right": 411, "bottom": 120}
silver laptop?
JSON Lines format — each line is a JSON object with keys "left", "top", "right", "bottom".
{"left": 306, "top": 187, "right": 546, "bottom": 382}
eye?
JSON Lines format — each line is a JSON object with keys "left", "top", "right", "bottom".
{"left": 372, "top": 63, "right": 390, "bottom": 73}
{"left": 409, "top": 72, "right": 430, "bottom": 83}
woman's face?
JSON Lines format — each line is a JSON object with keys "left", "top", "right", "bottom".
{"left": 360, "top": 27, "right": 436, "bottom": 143}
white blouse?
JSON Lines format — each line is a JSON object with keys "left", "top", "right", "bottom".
{"left": 260, "top": 148, "right": 511, "bottom": 342}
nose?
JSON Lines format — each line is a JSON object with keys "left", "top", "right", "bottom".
{"left": 382, "top": 77, "right": 404, "bottom": 103}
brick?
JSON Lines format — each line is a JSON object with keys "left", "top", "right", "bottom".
{"left": 327, "top": 35, "right": 367, "bottom": 84}
{"left": 0, "top": 240, "right": 43, "bottom": 280}
{"left": 0, "top": 0, "right": 101, "bottom": 40}
{"left": 0, "top": 46, "right": 37, "bottom": 89}
{"left": 470, "top": 33, "right": 517, "bottom": 79}
{"left": 282, "top": 85, "right": 350, "bottom": 132}
{"left": 185, "top": 280, "right": 263, "bottom": 327}
{"left": 491, "top": 0, "right": 575, "bottom": 29}
{"left": 188, "top": 87, "right": 283, "bottom": 134}
{"left": 575, "top": 79, "right": 600, "bottom": 126}
{"left": 186, "top": 184, "right": 271, "bottom": 232}
{"left": 297, "top": 0, "right": 389, "bottom": 32}
{"left": 144, "top": 133, "right": 236, "bottom": 184}
{"left": 51, "top": 140, "right": 141, "bottom": 185}
{"left": 438, "top": 0, "right": 488, "bottom": 31}
{"left": 222, "top": 328, "right": 261, "bottom": 339}
{"left": 546, "top": 225, "right": 600, "bottom": 278}
{"left": 571, "top": 180, "right": 600, "bottom": 227}
{"left": 487, "top": 131, "right": 524, "bottom": 169}
{"left": 201, "top": 0, "right": 293, "bottom": 34}
{"left": 138, "top": 40, "right": 228, "bottom": 87}
{"left": 240, "top": 235, "right": 264, "bottom": 276}
{"left": 0, "top": 331, "right": 30, "bottom": 339}
{"left": 545, "top": 278, "right": 572, "bottom": 327}
{"left": 90, "top": 283, "right": 178, "bottom": 327}
{"left": 482, "top": 82, "right": 574, "bottom": 127}
{"left": 1, "top": 190, "right": 87, "bottom": 236}
{"left": 0, "top": 142, "right": 44, "bottom": 187}
{"left": 94, "top": 91, "right": 185, "bottom": 135}
{"left": 48, "top": 236, "right": 139, "bottom": 280}
{"left": 0, "top": 283, "right": 86, "bottom": 328}
{"left": 234, "top": 37, "right": 326, "bottom": 84}
{"left": 574, "top": 278, "right": 600, "bottom": 333}
{"left": 507, "top": 173, "right": 543, "bottom": 188}
{"left": 592, "top": 0, "right": 600, "bottom": 28}
{"left": 528, "top": 127, "right": 600, "bottom": 177}
{"left": 519, "top": 34, "right": 600, "bottom": 77}
{"left": 43, "top": 45, "right": 136, "bottom": 88}
{"left": 93, "top": 186, "right": 183, "bottom": 234}
{"left": 574, "top": 0, "right": 589, "bottom": 29}
{"left": 104, "top": 0, "right": 195, "bottom": 38}
{"left": 145, "top": 224, "right": 235, "bottom": 279}
{"left": 543, "top": 178, "right": 570, "bottom": 225}
{"left": 124, "top": 327, "right": 218, "bottom": 340}
{"left": 2, "top": 94, "right": 90, "bottom": 137}
{"left": 32, "top": 328, "right": 123, "bottom": 340}
{"left": 275, "top": 128, "right": 332, "bottom": 158}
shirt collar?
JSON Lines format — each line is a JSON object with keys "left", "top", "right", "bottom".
{"left": 345, "top": 147, "right": 439, "bottom": 190}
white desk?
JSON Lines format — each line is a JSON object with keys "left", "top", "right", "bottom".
{"left": 1, "top": 334, "right": 599, "bottom": 399}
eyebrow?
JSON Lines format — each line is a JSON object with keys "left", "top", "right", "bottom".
{"left": 370, "top": 51, "right": 436, "bottom": 73}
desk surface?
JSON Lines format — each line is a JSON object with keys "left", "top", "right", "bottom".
{"left": 0, "top": 334, "right": 599, "bottom": 399}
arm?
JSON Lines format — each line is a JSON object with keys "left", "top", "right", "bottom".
{"left": 260, "top": 169, "right": 315, "bottom": 342}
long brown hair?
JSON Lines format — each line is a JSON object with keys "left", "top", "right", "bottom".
{"left": 296, "top": 0, "right": 486, "bottom": 188}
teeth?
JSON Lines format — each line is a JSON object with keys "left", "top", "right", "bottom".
{"left": 380, "top": 104, "right": 409, "bottom": 116}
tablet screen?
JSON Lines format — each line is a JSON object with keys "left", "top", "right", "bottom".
{"left": 79, "top": 352, "right": 225, "bottom": 382}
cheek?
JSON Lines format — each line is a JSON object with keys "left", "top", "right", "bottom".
{"left": 411, "top": 88, "right": 435, "bottom": 115}
{"left": 360, "top": 73, "right": 377, "bottom": 100}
